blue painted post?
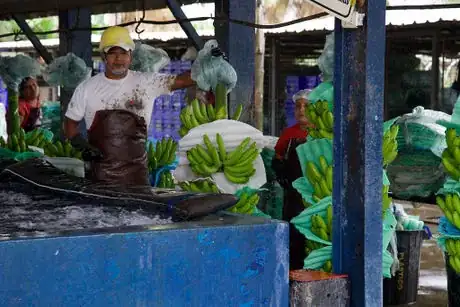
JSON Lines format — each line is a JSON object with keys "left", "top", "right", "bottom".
{"left": 332, "top": 0, "right": 386, "bottom": 306}
{"left": 58, "top": 8, "right": 92, "bottom": 138}
{"left": 214, "top": 0, "right": 255, "bottom": 123}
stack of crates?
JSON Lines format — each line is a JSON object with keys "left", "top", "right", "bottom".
{"left": 0, "top": 78, "right": 7, "bottom": 108}
{"left": 149, "top": 61, "right": 191, "bottom": 141}
{"left": 284, "top": 76, "right": 321, "bottom": 127}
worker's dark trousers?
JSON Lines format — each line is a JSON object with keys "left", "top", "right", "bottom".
{"left": 282, "top": 187, "right": 306, "bottom": 270}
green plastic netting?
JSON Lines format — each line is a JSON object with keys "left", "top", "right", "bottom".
{"left": 0, "top": 147, "right": 42, "bottom": 161}
{"left": 41, "top": 101, "right": 61, "bottom": 139}
{"left": 259, "top": 147, "right": 283, "bottom": 219}
{"left": 387, "top": 148, "right": 445, "bottom": 199}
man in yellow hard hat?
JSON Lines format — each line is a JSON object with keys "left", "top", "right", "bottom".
{"left": 63, "top": 26, "right": 210, "bottom": 185}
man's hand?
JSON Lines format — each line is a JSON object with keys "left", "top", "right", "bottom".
{"left": 171, "top": 71, "right": 195, "bottom": 91}
{"left": 70, "top": 134, "right": 103, "bottom": 162}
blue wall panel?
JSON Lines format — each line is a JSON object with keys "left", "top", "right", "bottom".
{"left": 0, "top": 215, "right": 289, "bottom": 307}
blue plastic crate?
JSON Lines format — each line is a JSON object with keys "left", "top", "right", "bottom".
{"left": 148, "top": 61, "right": 191, "bottom": 139}
{"left": 0, "top": 89, "right": 7, "bottom": 107}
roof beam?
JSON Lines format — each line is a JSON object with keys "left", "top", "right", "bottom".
{"left": 11, "top": 14, "right": 53, "bottom": 64}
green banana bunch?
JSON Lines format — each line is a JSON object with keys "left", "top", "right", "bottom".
{"left": 446, "top": 239, "right": 460, "bottom": 273}
{"left": 157, "top": 171, "right": 175, "bottom": 189}
{"left": 222, "top": 137, "right": 259, "bottom": 184}
{"left": 436, "top": 193, "right": 460, "bottom": 229}
{"left": 383, "top": 125, "right": 399, "bottom": 167}
{"left": 0, "top": 128, "right": 30, "bottom": 153}
{"left": 147, "top": 138, "right": 177, "bottom": 173}
{"left": 304, "top": 240, "right": 327, "bottom": 256}
{"left": 322, "top": 260, "right": 333, "bottom": 273}
{"left": 25, "top": 129, "right": 50, "bottom": 149}
{"left": 187, "top": 134, "right": 259, "bottom": 184}
{"left": 442, "top": 128, "right": 460, "bottom": 180}
{"left": 187, "top": 133, "right": 224, "bottom": 177}
{"left": 227, "top": 191, "right": 260, "bottom": 215}
{"left": 178, "top": 178, "right": 220, "bottom": 193}
{"left": 305, "top": 156, "right": 333, "bottom": 202}
{"left": 305, "top": 100, "right": 333, "bottom": 140}
{"left": 44, "top": 139, "right": 82, "bottom": 159}
{"left": 311, "top": 210, "right": 332, "bottom": 243}
{"left": 179, "top": 99, "right": 243, "bottom": 137}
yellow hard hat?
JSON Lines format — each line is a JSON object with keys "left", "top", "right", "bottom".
{"left": 99, "top": 26, "right": 135, "bottom": 53}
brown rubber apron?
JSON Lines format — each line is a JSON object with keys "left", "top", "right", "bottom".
{"left": 87, "top": 109, "right": 149, "bottom": 186}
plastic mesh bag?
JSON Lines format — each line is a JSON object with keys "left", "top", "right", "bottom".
{"left": 437, "top": 216, "right": 460, "bottom": 252}
{"left": 386, "top": 148, "right": 445, "bottom": 199}
{"left": 395, "top": 106, "right": 449, "bottom": 157}
{"left": 43, "top": 53, "right": 91, "bottom": 89}
{"left": 260, "top": 147, "right": 276, "bottom": 182}
{"left": 258, "top": 181, "right": 283, "bottom": 220}
{"left": 234, "top": 186, "right": 271, "bottom": 218}
{"left": 317, "top": 33, "right": 334, "bottom": 82}
{"left": 304, "top": 245, "right": 332, "bottom": 270}
{"left": 40, "top": 101, "right": 61, "bottom": 138}
{"left": 130, "top": 43, "right": 170, "bottom": 73}
{"left": 308, "top": 81, "right": 334, "bottom": 108}
{"left": 0, "top": 147, "right": 42, "bottom": 161}
{"left": 191, "top": 40, "right": 237, "bottom": 93}
{"left": 0, "top": 54, "right": 41, "bottom": 89}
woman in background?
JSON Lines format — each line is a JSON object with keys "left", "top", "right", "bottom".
{"left": 18, "top": 77, "right": 42, "bottom": 132}
{"left": 272, "top": 89, "right": 314, "bottom": 270}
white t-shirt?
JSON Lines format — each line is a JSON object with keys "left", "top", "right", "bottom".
{"left": 65, "top": 70, "right": 176, "bottom": 129}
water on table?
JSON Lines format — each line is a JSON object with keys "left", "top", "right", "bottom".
{"left": 0, "top": 190, "right": 172, "bottom": 238}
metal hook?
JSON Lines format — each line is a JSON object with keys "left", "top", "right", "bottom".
{"left": 135, "top": 6, "right": 146, "bottom": 38}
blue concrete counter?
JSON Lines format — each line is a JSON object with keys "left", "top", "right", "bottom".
{"left": 0, "top": 213, "right": 289, "bottom": 307}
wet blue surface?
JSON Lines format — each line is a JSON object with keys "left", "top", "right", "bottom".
{"left": 0, "top": 213, "right": 289, "bottom": 307}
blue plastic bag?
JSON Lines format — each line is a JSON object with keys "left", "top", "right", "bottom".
{"left": 149, "top": 162, "right": 179, "bottom": 187}
{"left": 43, "top": 53, "right": 91, "bottom": 89}
{"left": 191, "top": 40, "right": 237, "bottom": 93}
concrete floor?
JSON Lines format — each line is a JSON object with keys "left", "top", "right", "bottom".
{"left": 399, "top": 201, "right": 448, "bottom": 307}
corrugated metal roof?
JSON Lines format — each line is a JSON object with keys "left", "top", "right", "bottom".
{"left": 1, "top": 4, "right": 460, "bottom": 50}
{"left": 0, "top": 0, "right": 214, "bottom": 20}
{"left": 0, "top": 30, "right": 215, "bottom": 50}
{"left": 266, "top": 8, "right": 460, "bottom": 34}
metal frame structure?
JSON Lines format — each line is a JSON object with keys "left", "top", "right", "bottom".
{"left": 6, "top": 0, "right": 391, "bottom": 305}
{"left": 332, "top": 0, "right": 386, "bottom": 306}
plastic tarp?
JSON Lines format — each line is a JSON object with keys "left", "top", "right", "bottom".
{"left": 386, "top": 107, "right": 449, "bottom": 199}
{"left": 0, "top": 158, "right": 237, "bottom": 222}
{"left": 130, "top": 43, "right": 170, "bottom": 73}
{"left": 191, "top": 40, "right": 237, "bottom": 93}
{"left": 43, "top": 53, "right": 91, "bottom": 90}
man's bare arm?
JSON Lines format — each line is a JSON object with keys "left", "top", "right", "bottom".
{"left": 63, "top": 117, "right": 80, "bottom": 139}
{"left": 171, "top": 71, "right": 195, "bottom": 91}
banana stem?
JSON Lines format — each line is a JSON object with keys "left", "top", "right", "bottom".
{"left": 214, "top": 83, "right": 228, "bottom": 118}
{"left": 6, "top": 88, "right": 19, "bottom": 135}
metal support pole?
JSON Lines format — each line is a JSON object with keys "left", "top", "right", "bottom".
{"left": 166, "top": 0, "right": 204, "bottom": 50}
{"left": 12, "top": 14, "right": 53, "bottom": 64}
{"left": 332, "top": 0, "right": 386, "bottom": 306}
{"left": 431, "top": 32, "right": 440, "bottom": 110}
{"left": 59, "top": 8, "right": 92, "bottom": 138}
{"left": 269, "top": 37, "right": 279, "bottom": 136}
{"left": 214, "top": 0, "right": 255, "bottom": 123}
